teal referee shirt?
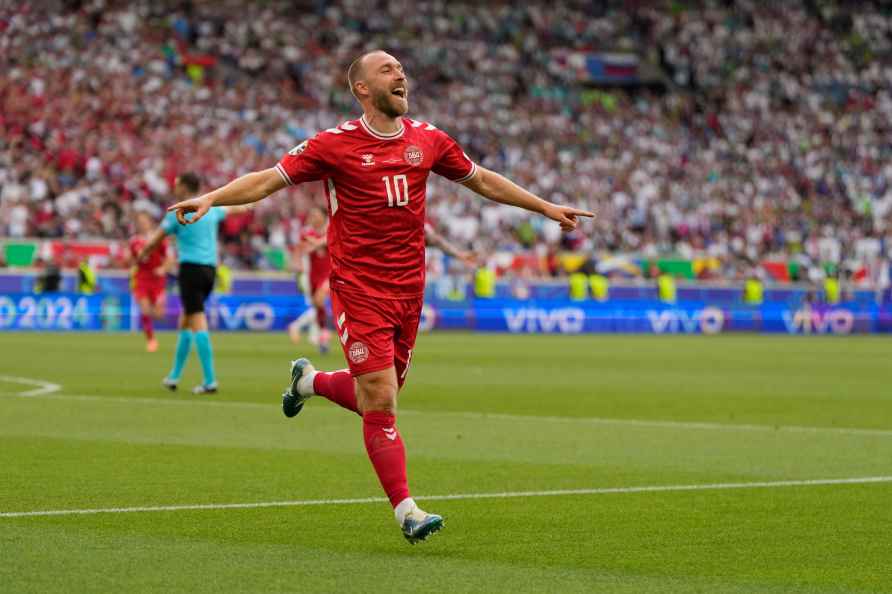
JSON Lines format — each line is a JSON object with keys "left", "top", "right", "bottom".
{"left": 161, "top": 207, "right": 227, "bottom": 266}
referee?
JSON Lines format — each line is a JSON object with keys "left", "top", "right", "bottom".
{"left": 139, "top": 172, "right": 250, "bottom": 394}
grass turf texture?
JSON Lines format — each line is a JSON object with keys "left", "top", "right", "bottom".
{"left": 1, "top": 332, "right": 890, "bottom": 593}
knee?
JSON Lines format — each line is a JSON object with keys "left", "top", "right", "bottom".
{"left": 358, "top": 377, "right": 397, "bottom": 415}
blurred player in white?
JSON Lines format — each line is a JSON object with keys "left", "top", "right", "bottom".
{"left": 167, "top": 50, "right": 593, "bottom": 543}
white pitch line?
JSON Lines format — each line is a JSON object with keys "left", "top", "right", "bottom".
{"left": 2, "top": 392, "right": 270, "bottom": 411}
{"left": 433, "top": 411, "right": 892, "bottom": 438}
{"left": 2, "top": 390, "right": 891, "bottom": 438}
{"left": 0, "top": 375, "right": 61, "bottom": 397}
{"left": 2, "top": 476, "right": 891, "bottom": 519}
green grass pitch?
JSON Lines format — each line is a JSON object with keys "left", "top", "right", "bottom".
{"left": 1, "top": 331, "right": 891, "bottom": 593}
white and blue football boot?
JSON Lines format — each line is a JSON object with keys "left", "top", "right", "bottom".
{"left": 282, "top": 358, "right": 315, "bottom": 418}
{"left": 401, "top": 506, "right": 444, "bottom": 544}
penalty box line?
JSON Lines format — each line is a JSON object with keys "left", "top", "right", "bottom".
{"left": 3, "top": 476, "right": 892, "bottom": 519}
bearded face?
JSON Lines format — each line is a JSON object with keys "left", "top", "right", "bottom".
{"left": 370, "top": 80, "right": 409, "bottom": 118}
{"left": 351, "top": 52, "right": 410, "bottom": 117}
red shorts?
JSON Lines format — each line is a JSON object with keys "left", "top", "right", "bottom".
{"left": 134, "top": 276, "right": 165, "bottom": 303}
{"left": 330, "top": 286, "right": 421, "bottom": 387}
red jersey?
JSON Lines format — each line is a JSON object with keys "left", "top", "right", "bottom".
{"left": 300, "top": 226, "right": 331, "bottom": 282}
{"left": 276, "top": 115, "right": 476, "bottom": 299}
{"left": 129, "top": 235, "right": 168, "bottom": 280}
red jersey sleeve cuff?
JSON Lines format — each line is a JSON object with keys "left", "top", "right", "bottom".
{"left": 452, "top": 161, "right": 478, "bottom": 184}
{"left": 275, "top": 163, "right": 294, "bottom": 186}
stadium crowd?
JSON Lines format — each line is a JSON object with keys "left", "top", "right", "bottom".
{"left": 1, "top": 0, "right": 892, "bottom": 287}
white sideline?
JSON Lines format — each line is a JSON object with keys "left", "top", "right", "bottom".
{"left": 2, "top": 476, "right": 891, "bottom": 519}
{"left": 0, "top": 375, "right": 61, "bottom": 397}
{"left": 447, "top": 411, "right": 892, "bottom": 438}
{"left": 2, "top": 389, "right": 892, "bottom": 438}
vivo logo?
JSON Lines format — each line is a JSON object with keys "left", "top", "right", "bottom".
{"left": 215, "top": 302, "right": 275, "bottom": 331}
{"left": 503, "top": 308, "right": 585, "bottom": 334}
{"left": 647, "top": 307, "right": 725, "bottom": 335}
{"left": 782, "top": 308, "right": 854, "bottom": 335}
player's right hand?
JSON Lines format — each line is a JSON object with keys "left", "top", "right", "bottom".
{"left": 167, "top": 196, "right": 211, "bottom": 225}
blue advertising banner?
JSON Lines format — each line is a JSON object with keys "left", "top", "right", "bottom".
{"left": 205, "top": 295, "right": 308, "bottom": 331}
{"left": 0, "top": 293, "right": 130, "bottom": 331}
{"left": 1, "top": 293, "right": 889, "bottom": 335}
{"left": 426, "top": 299, "right": 888, "bottom": 335}
{"left": 127, "top": 295, "right": 311, "bottom": 332}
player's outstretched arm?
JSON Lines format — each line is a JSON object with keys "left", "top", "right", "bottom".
{"left": 137, "top": 227, "right": 168, "bottom": 263}
{"left": 168, "top": 168, "right": 286, "bottom": 225}
{"left": 461, "top": 166, "right": 594, "bottom": 232}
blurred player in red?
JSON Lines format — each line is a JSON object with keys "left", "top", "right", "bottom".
{"left": 128, "top": 211, "right": 171, "bottom": 352}
{"left": 167, "top": 50, "right": 593, "bottom": 543}
{"left": 287, "top": 206, "right": 332, "bottom": 352}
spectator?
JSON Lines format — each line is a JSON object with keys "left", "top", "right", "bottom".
{"left": 0, "top": 0, "right": 890, "bottom": 287}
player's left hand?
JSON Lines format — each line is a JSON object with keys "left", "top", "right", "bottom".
{"left": 543, "top": 203, "right": 596, "bottom": 232}
{"left": 167, "top": 196, "right": 212, "bottom": 225}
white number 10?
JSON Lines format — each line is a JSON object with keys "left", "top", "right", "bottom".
{"left": 383, "top": 175, "right": 409, "bottom": 207}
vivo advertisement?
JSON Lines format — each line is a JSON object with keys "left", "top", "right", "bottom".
{"left": 454, "top": 300, "right": 884, "bottom": 335}
{"left": 1, "top": 293, "right": 891, "bottom": 335}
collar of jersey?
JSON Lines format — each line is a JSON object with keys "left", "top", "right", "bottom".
{"left": 360, "top": 114, "right": 405, "bottom": 140}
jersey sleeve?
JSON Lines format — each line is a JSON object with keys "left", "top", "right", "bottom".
{"left": 160, "top": 211, "right": 179, "bottom": 235}
{"left": 275, "top": 135, "right": 331, "bottom": 186}
{"left": 431, "top": 131, "right": 477, "bottom": 183}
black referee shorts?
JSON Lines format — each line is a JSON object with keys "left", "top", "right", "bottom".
{"left": 178, "top": 263, "right": 216, "bottom": 315}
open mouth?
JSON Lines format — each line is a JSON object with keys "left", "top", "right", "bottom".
{"left": 391, "top": 87, "right": 406, "bottom": 98}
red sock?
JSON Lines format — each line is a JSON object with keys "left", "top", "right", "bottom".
{"left": 315, "top": 305, "right": 327, "bottom": 329}
{"left": 363, "top": 410, "right": 410, "bottom": 507}
{"left": 140, "top": 314, "right": 154, "bottom": 340}
{"left": 313, "top": 370, "right": 359, "bottom": 415}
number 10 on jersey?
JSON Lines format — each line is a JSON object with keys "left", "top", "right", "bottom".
{"left": 383, "top": 175, "right": 409, "bottom": 207}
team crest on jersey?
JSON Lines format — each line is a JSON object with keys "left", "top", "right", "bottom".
{"left": 288, "top": 140, "right": 308, "bottom": 156}
{"left": 349, "top": 341, "right": 369, "bottom": 364}
{"left": 404, "top": 145, "right": 424, "bottom": 166}
{"left": 360, "top": 153, "right": 375, "bottom": 166}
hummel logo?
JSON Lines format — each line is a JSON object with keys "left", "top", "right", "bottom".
{"left": 383, "top": 427, "right": 397, "bottom": 441}
{"left": 361, "top": 153, "right": 375, "bottom": 166}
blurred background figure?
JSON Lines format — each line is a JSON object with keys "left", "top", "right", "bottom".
{"left": 127, "top": 210, "right": 172, "bottom": 352}
{"left": 287, "top": 205, "right": 331, "bottom": 353}
{"left": 139, "top": 173, "right": 230, "bottom": 394}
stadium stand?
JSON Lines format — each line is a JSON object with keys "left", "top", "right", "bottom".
{"left": 1, "top": 0, "right": 891, "bottom": 289}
